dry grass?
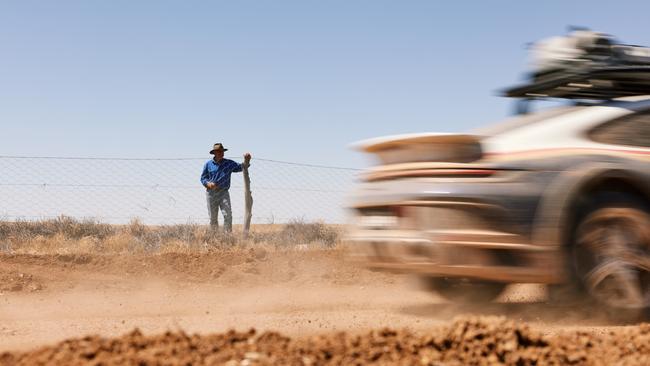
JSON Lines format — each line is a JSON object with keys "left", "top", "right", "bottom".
{"left": 0, "top": 216, "right": 343, "bottom": 255}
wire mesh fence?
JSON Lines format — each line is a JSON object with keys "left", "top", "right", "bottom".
{"left": 0, "top": 156, "right": 362, "bottom": 225}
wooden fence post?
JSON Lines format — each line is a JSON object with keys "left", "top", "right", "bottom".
{"left": 242, "top": 160, "right": 253, "bottom": 239}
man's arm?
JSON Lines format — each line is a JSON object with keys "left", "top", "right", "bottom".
{"left": 200, "top": 162, "right": 210, "bottom": 186}
{"left": 232, "top": 154, "right": 251, "bottom": 173}
{"left": 236, "top": 153, "right": 252, "bottom": 173}
{"left": 200, "top": 162, "right": 216, "bottom": 189}
{"left": 233, "top": 160, "right": 243, "bottom": 173}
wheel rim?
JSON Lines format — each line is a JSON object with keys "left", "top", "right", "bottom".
{"left": 575, "top": 208, "right": 650, "bottom": 309}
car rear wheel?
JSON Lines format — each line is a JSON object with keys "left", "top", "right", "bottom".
{"left": 421, "top": 276, "right": 506, "bottom": 303}
{"left": 574, "top": 203, "right": 650, "bottom": 321}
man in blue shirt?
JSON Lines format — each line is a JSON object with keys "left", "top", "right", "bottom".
{"left": 200, "top": 143, "right": 252, "bottom": 232}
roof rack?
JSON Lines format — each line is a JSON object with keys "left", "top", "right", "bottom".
{"left": 503, "top": 65, "right": 650, "bottom": 99}
{"left": 502, "top": 30, "right": 650, "bottom": 100}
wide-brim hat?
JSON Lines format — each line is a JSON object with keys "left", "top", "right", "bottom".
{"left": 210, "top": 143, "right": 228, "bottom": 154}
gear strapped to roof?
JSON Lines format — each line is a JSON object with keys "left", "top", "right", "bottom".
{"left": 503, "top": 30, "right": 650, "bottom": 100}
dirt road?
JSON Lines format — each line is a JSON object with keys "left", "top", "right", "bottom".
{"left": 2, "top": 248, "right": 648, "bottom": 364}
{"left": 0, "top": 249, "right": 429, "bottom": 350}
{"left": 0, "top": 248, "right": 614, "bottom": 349}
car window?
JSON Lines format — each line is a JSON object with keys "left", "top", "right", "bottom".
{"left": 590, "top": 111, "right": 650, "bottom": 148}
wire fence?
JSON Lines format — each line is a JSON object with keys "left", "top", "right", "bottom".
{"left": 0, "top": 156, "right": 362, "bottom": 225}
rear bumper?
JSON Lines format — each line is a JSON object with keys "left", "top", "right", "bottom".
{"left": 345, "top": 229, "right": 563, "bottom": 283}
{"left": 346, "top": 173, "right": 565, "bottom": 283}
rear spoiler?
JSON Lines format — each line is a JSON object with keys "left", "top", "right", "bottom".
{"left": 354, "top": 133, "right": 481, "bottom": 153}
{"left": 353, "top": 133, "right": 484, "bottom": 165}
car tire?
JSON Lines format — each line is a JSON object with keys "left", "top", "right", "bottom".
{"left": 421, "top": 276, "right": 506, "bottom": 303}
{"left": 572, "top": 193, "right": 650, "bottom": 322}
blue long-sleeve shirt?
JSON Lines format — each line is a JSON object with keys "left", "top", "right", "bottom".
{"left": 200, "top": 158, "right": 243, "bottom": 190}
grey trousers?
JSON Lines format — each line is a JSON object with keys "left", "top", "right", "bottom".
{"left": 206, "top": 189, "right": 232, "bottom": 232}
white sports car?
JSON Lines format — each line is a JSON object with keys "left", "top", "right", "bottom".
{"left": 347, "top": 30, "right": 650, "bottom": 319}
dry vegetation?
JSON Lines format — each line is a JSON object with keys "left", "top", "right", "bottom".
{"left": 0, "top": 216, "right": 341, "bottom": 255}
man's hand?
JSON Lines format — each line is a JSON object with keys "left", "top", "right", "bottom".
{"left": 244, "top": 152, "right": 252, "bottom": 161}
{"left": 206, "top": 182, "right": 217, "bottom": 190}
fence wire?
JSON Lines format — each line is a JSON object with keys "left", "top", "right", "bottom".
{"left": 0, "top": 156, "right": 362, "bottom": 225}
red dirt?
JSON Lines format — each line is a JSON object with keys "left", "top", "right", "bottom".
{"left": 1, "top": 249, "right": 649, "bottom": 365}
{"left": 3, "top": 316, "right": 650, "bottom": 365}
{"left": 0, "top": 270, "right": 43, "bottom": 293}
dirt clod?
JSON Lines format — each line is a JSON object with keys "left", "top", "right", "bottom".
{"left": 0, "top": 271, "right": 43, "bottom": 293}
{"left": 2, "top": 316, "right": 650, "bottom": 365}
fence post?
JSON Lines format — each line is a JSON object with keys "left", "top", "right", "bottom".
{"left": 242, "top": 160, "right": 253, "bottom": 239}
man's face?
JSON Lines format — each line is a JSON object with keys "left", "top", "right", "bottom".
{"left": 214, "top": 149, "right": 225, "bottom": 160}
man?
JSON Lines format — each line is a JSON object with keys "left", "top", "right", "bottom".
{"left": 200, "top": 143, "right": 252, "bottom": 232}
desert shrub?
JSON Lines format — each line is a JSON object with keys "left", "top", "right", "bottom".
{"left": 274, "top": 219, "right": 339, "bottom": 247}
{"left": 121, "top": 221, "right": 239, "bottom": 251}
{"left": 0, "top": 216, "right": 114, "bottom": 241}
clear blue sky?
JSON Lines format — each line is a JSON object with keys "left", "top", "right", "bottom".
{"left": 2, "top": 1, "right": 649, "bottom": 168}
